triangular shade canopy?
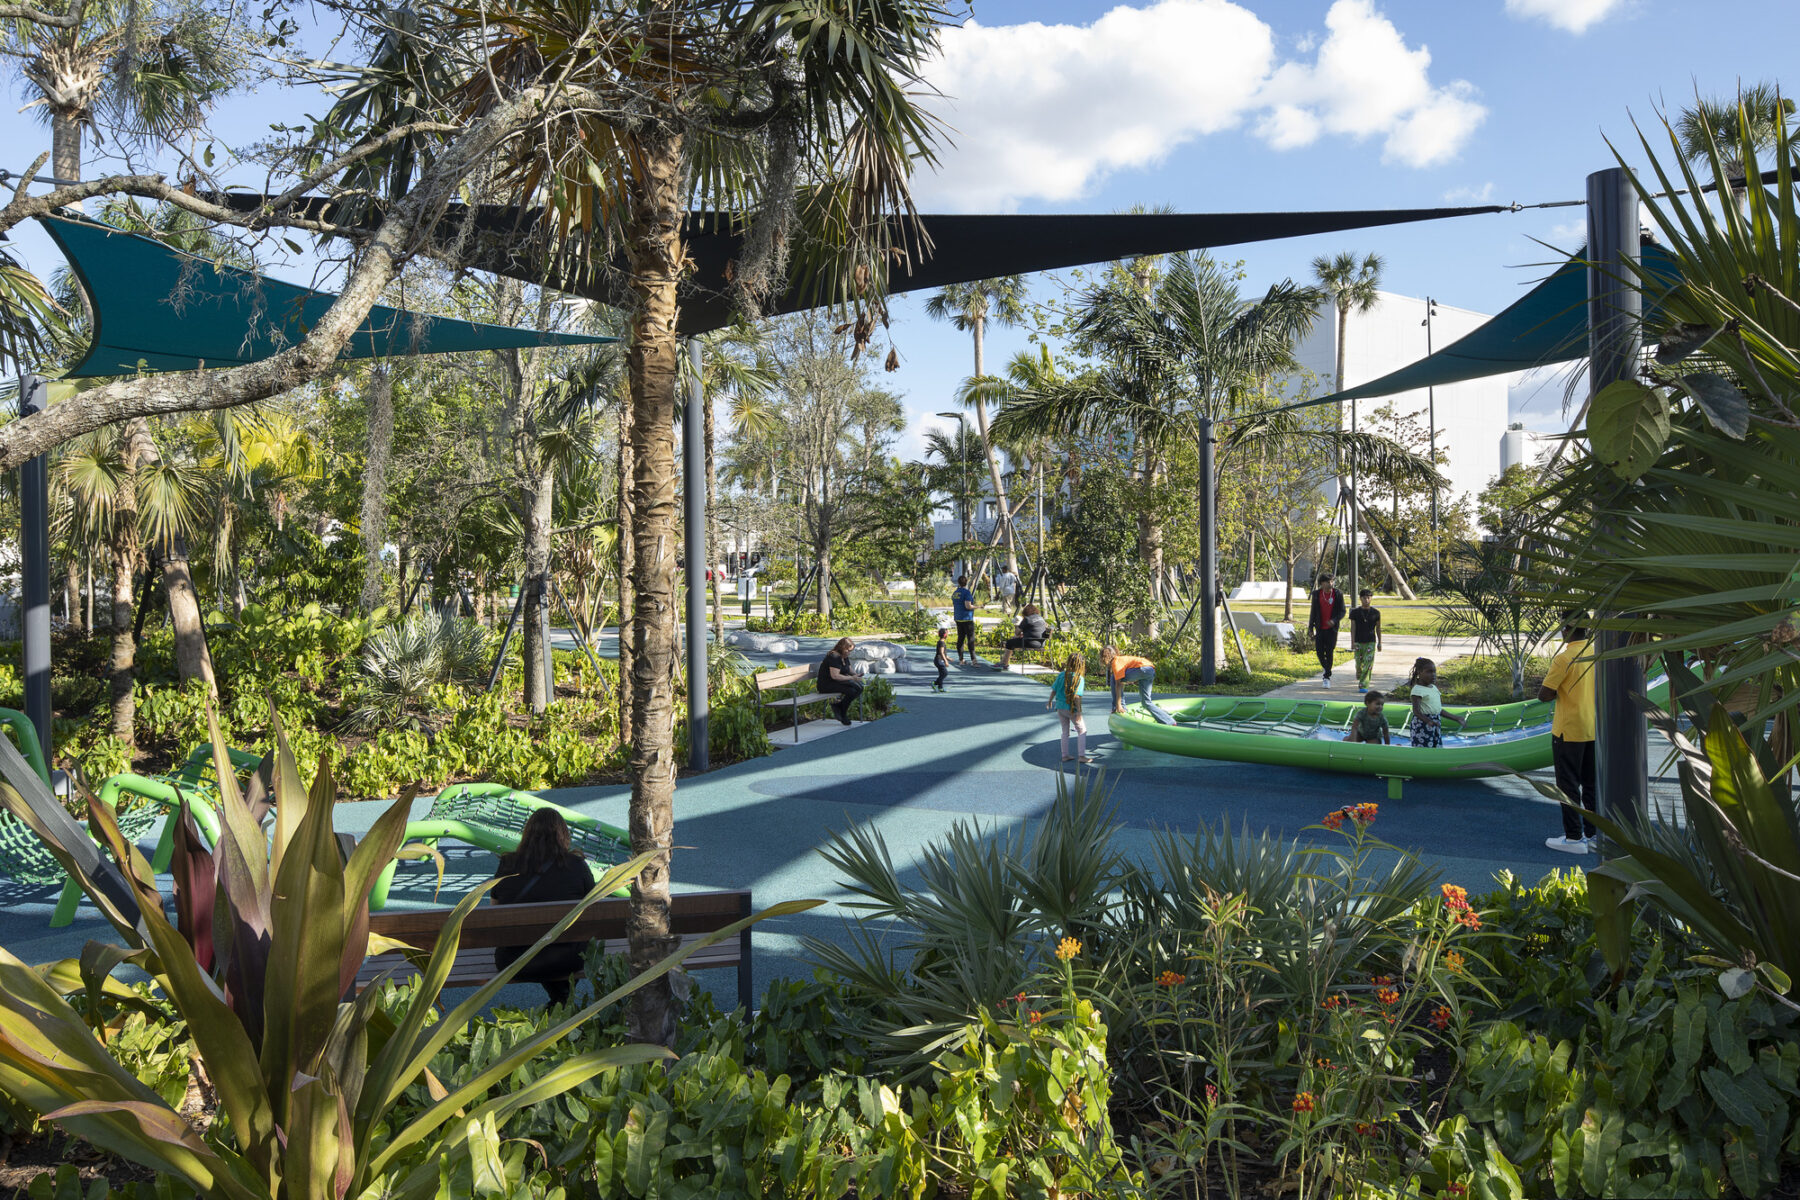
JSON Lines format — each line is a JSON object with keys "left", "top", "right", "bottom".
{"left": 1299, "top": 242, "right": 1680, "bottom": 409}
{"left": 41, "top": 214, "right": 614, "bottom": 379}
{"left": 212, "top": 195, "right": 1514, "bottom": 335}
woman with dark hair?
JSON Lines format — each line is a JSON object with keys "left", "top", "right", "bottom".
{"left": 816, "top": 637, "right": 864, "bottom": 725}
{"left": 996, "top": 603, "right": 1050, "bottom": 671}
{"left": 492, "top": 808, "right": 594, "bottom": 1006}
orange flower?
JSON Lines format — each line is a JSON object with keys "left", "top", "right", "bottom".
{"left": 1430, "top": 1005, "right": 1452, "bottom": 1031}
{"left": 1440, "top": 884, "right": 1470, "bottom": 912}
{"left": 1292, "top": 1092, "right": 1315, "bottom": 1113}
{"left": 1028, "top": 1010, "right": 1043, "bottom": 1024}
{"left": 1322, "top": 994, "right": 1343, "bottom": 1010}
{"left": 1315, "top": 1056, "right": 1337, "bottom": 1071}
{"left": 1376, "top": 986, "right": 1400, "bottom": 1006}
{"left": 1457, "top": 911, "right": 1483, "bottom": 931}
{"left": 1351, "top": 802, "right": 1379, "bottom": 824}
{"left": 1354, "top": 1121, "right": 1378, "bottom": 1136}
{"left": 1370, "top": 974, "right": 1394, "bottom": 986}
{"left": 1055, "top": 937, "right": 1082, "bottom": 962}
{"left": 1322, "top": 811, "right": 1346, "bottom": 831}
{"left": 1444, "top": 950, "right": 1465, "bottom": 974}
{"left": 1156, "top": 970, "right": 1187, "bottom": 987}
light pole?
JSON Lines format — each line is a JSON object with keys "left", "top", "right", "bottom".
{"left": 1421, "top": 297, "right": 1440, "bottom": 581}
{"left": 936, "top": 411, "right": 971, "bottom": 582}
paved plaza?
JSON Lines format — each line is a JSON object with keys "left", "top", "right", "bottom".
{"left": 0, "top": 632, "right": 1676, "bottom": 1012}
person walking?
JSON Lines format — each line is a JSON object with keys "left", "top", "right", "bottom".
{"left": 1540, "top": 612, "right": 1598, "bottom": 853}
{"left": 1308, "top": 573, "right": 1346, "bottom": 687}
{"left": 932, "top": 627, "right": 950, "bottom": 692}
{"left": 1047, "top": 651, "right": 1091, "bottom": 764}
{"left": 1347, "top": 588, "right": 1382, "bottom": 693}
{"left": 816, "top": 637, "right": 865, "bottom": 725}
{"left": 994, "top": 566, "right": 1019, "bottom": 616}
{"left": 951, "top": 575, "right": 979, "bottom": 664}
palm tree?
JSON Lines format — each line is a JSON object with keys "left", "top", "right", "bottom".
{"left": 921, "top": 424, "right": 984, "bottom": 570}
{"left": 1311, "top": 250, "right": 1384, "bottom": 599}
{"left": 682, "top": 328, "right": 775, "bottom": 642}
{"left": 338, "top": 0, "right": 951, "bottom": 1043}
{"left": 924, "top": 277, "right": 1028, "bottom": 579}
{"left": 1676, "top": 82, "right": 1794, "bottom": 202}
{"left": 993, "top": 253, "right": 1328, "bottom": 637}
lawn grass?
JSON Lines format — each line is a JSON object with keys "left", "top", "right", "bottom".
{"left": 1229, "top": 597, "right": 1447, "bottom": 636}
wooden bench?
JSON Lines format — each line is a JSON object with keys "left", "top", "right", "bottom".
{"left": 359, "top": 889, "right": 755, "bottom": 1004}
{"left": 751, "top": 664, "right": 860, "bottom": 743}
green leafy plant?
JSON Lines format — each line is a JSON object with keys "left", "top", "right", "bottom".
{"left": 349, "top": 610, "right": 492, "bottom": 732}
{"left": 0, "top": 706, "right": 811, "bottom": 1199}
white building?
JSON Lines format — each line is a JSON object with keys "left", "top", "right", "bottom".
{"left": 1290, "top": 291, "right": 1510, "bottom": 509}
{"left": 1500, "top": 423, "right": 1559, "bottom": 472}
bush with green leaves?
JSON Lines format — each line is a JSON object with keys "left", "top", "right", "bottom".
{"left": 348, "top": 609, "right": 492, "bottom": 732}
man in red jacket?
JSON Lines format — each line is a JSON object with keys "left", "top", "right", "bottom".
{"left": 1307, "top": 573, "right": 1346, "bottom": 688}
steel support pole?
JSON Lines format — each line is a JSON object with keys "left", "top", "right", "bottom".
{"left": 1425, "top": 298, "right": 1440, "bottom": 581}
{"left": 1586, "top": 167, "right": 1649, "bottom": 824}
{"left": 1198, "top": 415, "right": 1218, "bottom": 686}
{"left": 19, "top": 375, "right": 52, "bottom": 758}
{"left": 537, "top": 576, "right": 554, "bottom": 710}
{"left": 684, "top": 339, "right": 709, "bottom": 772}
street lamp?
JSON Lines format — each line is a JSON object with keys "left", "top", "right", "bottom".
{"left": 936, "top": 411, "right": 971, "bottom": 581}
{"left": 1421, "top": 297, "right": 1440, "bottom": 581}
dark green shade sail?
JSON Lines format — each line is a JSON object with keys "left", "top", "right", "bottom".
{"left": 40, "top": 213, "right": 614, "bottom": 379}
{"left": 1301, "top": 242, "right": 1680, "bottom": 409}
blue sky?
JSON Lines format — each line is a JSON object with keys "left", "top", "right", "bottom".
{"left": 2, "top": 0, "right": 1793, "bottom": 458}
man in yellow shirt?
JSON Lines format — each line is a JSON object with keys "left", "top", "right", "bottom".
{"left": 1539, "top": 612, "right": 1597, "bottom": 853}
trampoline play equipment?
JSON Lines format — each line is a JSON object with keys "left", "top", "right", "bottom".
{"left": 1108, "top": 679, "right": 1669, "bottom": 797}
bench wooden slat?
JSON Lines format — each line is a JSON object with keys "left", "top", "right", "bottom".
{"left": 359, "top": 890, "right": 754, "bottom": 1002}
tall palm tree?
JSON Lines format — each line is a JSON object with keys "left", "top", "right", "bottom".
{"left": 924, "top": 277, "right": 1028, "bottom": 579}
{"left": 1312, "top": 250, "right": 1384, "bottom": 598}
{"left": 921, "top": 424, "right": 984, "bottom": 565}
{"left": 337, "top": 0, "right": 951, "bottom": 1043}
{"left": 682, "top": 327, "right": 775, "bottom": 642}
{"left": 1676, "top": 82, "right": 1794, "bottom": 202}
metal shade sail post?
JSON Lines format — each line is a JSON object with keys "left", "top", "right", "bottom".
{"left": 18, "top": 375, "right": 52, "bottom": 759}
{"left": 1586, "top": 167, "right": 1649, "bottom": 824}
{"left": 1198, "top": 414, "right": 1218, "bottom": 686}
{"left": 685, "top": 338, "right": 709, "bottom": 772}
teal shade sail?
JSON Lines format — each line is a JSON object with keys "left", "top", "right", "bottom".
{"left": 1301, "top": 242, "right": 1680, "bottom": 408}
{"left": 40, "top": 213, "right": 613, "bottom": 378}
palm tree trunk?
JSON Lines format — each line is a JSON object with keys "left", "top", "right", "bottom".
{"left": 522, "top": 461, "right": 556, "bottom": 714}
{"left": 359, "top": 365, "right": 394, "bottom": 614}
{"left": 109, "top": 460, "right": 142, "bottom": 748}
{"left": 127, "top": 420, "right": 215, "bottom": 691}
{"left": 63, "top": 554, "right": 80, "bottom": 631}
{"left": 617, "top": 395, "right": 635, "bottom": 743}
{"left": 969, "top": 317, "right": 1018, "bottom": 579}
{"left": 623, "top": 126, "right": 685, "bottom": 1048}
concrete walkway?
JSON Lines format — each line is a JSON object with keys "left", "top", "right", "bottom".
{"left": 1268, "top": 633, "right": 1484, "bottom": 699}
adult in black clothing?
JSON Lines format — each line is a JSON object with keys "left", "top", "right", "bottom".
{"left": 492, "top": 808, "right": 594, "bottom": 1007}
{"left": 817, "top": 637, "right": 864, "bottom": 725}
{"left": 1307, "top": 573, "right": 1347, "bottom": 687}
{"left": 996, "top": 604, "right": 1051, "bottom": 670}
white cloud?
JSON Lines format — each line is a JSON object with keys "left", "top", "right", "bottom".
{"left": 1444, "top": 182, "right": 1495, "bottom": 203}
{"left": 916, "top": 0, "right": 1485, "bottom": 211}
{"left": 1503, "top": 0, "right": 1629, "bottom": 35}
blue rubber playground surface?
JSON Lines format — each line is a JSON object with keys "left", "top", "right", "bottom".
{"left": 1, "top": 634, "right": 1673, "bottom": 1012}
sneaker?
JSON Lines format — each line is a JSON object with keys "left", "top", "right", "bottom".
{"left": 1358, "top": 686, "right": 1368, "bottom": 694}
{"left": 1322, "top": 676, "right": 1332, "bottom": 689}
{"left": 1544, "top": 836, "right": 1591, "bottom": 854}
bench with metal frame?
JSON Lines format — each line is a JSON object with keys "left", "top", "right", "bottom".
{"left": 358, "top": 888, "right": 756, "bottom": 1006}
{"left": 750, "top": 664, "right": 862, "bottom": 743}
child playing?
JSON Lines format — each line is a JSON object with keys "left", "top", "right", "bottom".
{"left": 932, "top": 628, "right": 950, "bottom": 692}
{"left": 1345, "top": 690, "right": 1391, "bottom": 744}
{"left": 1406, "top": 658, "right": 1462, "bottom": 747}
{"left": 1348, "top": 589, "right": 1382, "bottom": 694}
{"left": 1101, "top": 644, "right": 1176, "bottom": 725}
{"left": 1047, "top": 652, "right": 1091, "bottom": 764}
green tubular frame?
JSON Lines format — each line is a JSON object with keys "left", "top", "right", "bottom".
{"left": 1107, "top": 678, "right": 1669, "bottom": 781}
{"left": 367, "top": 783, "right": 630, "bottom": 910}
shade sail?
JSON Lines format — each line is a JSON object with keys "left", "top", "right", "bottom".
{"left": 1299, "top": 242, "right": 1681, "bottom": 409}
{"left": 40, "top": 213, "right": 614, "bottom": 379}
{"left": 212, "top": 195, "right": 1514, "bottom": 335}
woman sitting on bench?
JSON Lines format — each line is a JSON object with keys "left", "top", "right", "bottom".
{"left": 493, "top": 809, "right": 593, "bottom": 1007}
{"left": 996, "top": 604, "right": 1051, "bottom": 671}
{"left": 817, "top": 637, "right": 865, "bottom": 726}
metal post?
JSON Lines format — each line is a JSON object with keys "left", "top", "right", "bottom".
{"left": 1424, "top": 297, "right": 1440, "bottom": 581}
{"left": 1348, "top": 397, "right": 1359, "bottom": 603}
{"left": 1198, "top": 415, "right": 1218, "bottom": 686}
{"left": 537, "top": 576, "right": 554, "bottom": 710}
{"left": 685, "top": 338, "right": 709, "bottom": 772}
{"left": 1587, "top": 167, "right": 1649, "bottom": 823}
{"left": 19, "top": 375, "right": 52, "bottom": 759}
